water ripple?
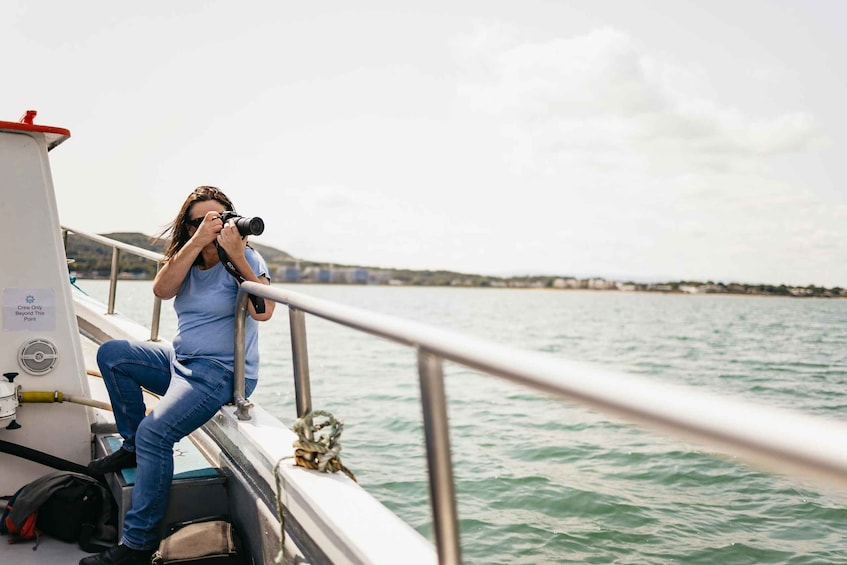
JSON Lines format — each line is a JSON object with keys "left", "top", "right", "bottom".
{"left": 81, "top": 282, "right": 847, "bottom": 564}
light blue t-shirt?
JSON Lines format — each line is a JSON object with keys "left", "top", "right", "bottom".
{"left": 172, "top": 247, "right": 269, "bottom": 380}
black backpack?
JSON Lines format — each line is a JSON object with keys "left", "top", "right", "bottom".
{"left": 1, "top": 471, "right": 117, "bottom": 551}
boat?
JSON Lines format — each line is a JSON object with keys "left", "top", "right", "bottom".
{"left": 3, "top": 111, "right": 847, "bottom": 565}
{"left": 0, "top": 112, "right": 437, "bottom": 565}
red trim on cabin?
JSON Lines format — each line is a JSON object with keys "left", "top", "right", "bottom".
{"left": 0, "top": 110, "right": 71, "bottom": 150}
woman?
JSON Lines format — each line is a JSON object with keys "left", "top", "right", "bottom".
{"left": 81, "top": 186, "right": 274, "bottom": 565}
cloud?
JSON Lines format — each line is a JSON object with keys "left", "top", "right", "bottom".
{"left": 271, "top": 184, "right": 496, "bottom": 270}
{"left": 443, "top": 24, "right": 847, "bottom": 285}
{"left": 454, "top": 26, "right": 821, "bottom": 175}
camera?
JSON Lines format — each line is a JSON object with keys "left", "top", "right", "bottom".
{"left": 220, "top": 211, "right": 264, "bottom": 236}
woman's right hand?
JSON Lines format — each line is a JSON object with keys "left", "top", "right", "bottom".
{"left": 154, "top": 211, "right": 223, "bottom": 299}
{"left": 191, "top": 211, "right": 224, "bottom": 245}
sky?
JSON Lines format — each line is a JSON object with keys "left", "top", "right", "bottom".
{"left": 3, "top": 1, "right": 846, "bottom": 287}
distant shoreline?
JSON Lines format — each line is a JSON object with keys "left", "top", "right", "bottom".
{"left": 65, "top": 232, "right": 845, "bottom": 298}
{"left": 71, "top": 274, "right": 846, "bottom": 299}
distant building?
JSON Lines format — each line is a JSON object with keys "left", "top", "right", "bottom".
{"left": 700, "top": 284, "right": 725, "bottom": 293}
{"left": 353, "top": 268, "right": 369, "bottom": 284}
{"left": 587, "top": 278, "right": 615, "bottom": 290}
{"left": 368, "top": 270, "right": 392, "bottom": 285}
{"left": 330, "top": 268, "right": 350, "bottom": 283}
{"left": 650, "top": 284, "right": 674, "bottom": 292}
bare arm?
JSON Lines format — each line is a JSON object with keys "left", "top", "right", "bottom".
{"left": 152, "top": 211, "right": 220, "bottom": 300}
{"left": 217, "top": 222, "right": 276, "bottom": 322}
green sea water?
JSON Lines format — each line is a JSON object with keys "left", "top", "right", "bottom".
{"left": 83, "top": 281, "right": 847, "bottom": 564}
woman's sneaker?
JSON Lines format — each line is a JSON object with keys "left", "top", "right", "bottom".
{"left": 79, "top": 543, "right": 154, "bottom": 565}
{"left": 87, "top": 446, "right": 137, "bottom": 476}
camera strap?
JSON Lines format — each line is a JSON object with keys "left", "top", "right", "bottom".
{"left": 217, "top": 244, "right": 267, "bottom": 314}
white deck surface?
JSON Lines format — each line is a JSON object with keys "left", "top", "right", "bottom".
{"left": 0, "top": 533, "right": 94, "bottom": 564}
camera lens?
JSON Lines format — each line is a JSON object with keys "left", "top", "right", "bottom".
{"left": 234, "top": 216, "right": 264, "bottom": 236}
{"left": 245, "top": 217, "right": 264, "bottom": 236}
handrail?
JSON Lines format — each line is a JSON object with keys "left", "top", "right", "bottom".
{"left": 57, "top": 229, "right": 847, "bottom": 561}
{"left": 62, "top": 226, "right": 164, "bottom": 262}
{"left": 61, "top": 226, "right": 165, "bottom": 341}
{"left": 234, "top": 280, "right": 847, "bottom": 565}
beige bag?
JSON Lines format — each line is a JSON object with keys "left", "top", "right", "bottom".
{"left": 153, "top": 518, "right": 243, "bottom": 564}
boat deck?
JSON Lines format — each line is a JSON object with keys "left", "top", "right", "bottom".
{"left": 1, "top": 335, "right": 220, "bottom": 564}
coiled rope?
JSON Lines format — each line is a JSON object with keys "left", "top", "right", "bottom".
{"left": 291, "top": 410, "right": 357, "bottom": 482}
{"left": 274, "top": 410, "right": 356, "bottom": 564}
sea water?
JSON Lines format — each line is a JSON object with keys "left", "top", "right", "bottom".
{"left": 80, "top": 281, "right": 847, "bottom": 564}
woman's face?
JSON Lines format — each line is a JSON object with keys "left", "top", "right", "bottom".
{"left": 187, "top": 200, "right": 227, "bottom": 229}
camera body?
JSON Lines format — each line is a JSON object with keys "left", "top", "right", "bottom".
{"left": 220, "top": 211, "right": 264, "bottom": 236}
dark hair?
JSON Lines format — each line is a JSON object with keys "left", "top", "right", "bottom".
{"left": 156, "top": 186, "right": 236, "bottom": 264}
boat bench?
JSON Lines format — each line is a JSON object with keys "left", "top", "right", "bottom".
{"left": 93, "top": 433, "right": 229, "bottom": 537}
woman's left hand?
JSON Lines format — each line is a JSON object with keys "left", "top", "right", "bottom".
{"left": 217, "top": 220, "right": 247, "bottom": 259}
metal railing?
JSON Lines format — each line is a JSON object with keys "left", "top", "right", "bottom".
{"left": 61, "top": 229, "right": 847, "bottom": 564}
{"left": 233, "top": 280, "right": 847, "bottom": 565}
{"left": 61, "top": 226, "right": 165, "bottom": 341}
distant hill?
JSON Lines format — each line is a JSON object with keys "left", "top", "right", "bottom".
{"left": 250, "top": 241, "right": 296, "bottom": 265}
{"left": 63, "top": 232, "right": 845, "bottom": 297}
{"left": 65, "top": 232, "right": 296, "bottom": 278}
{"left": 64, "top": 231, "right": 495, "bottom": 286}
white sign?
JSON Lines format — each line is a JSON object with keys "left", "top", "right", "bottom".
{"left": 3, "top": 288, "right": 56, "bottom": 331}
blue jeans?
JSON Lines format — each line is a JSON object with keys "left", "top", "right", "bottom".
{"left": 96, "top": 340, "right": 257, "bottom": 550}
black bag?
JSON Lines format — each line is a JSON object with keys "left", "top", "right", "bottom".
{"left": 152, "top": 516, "right": 247, "bottom": 565}
{"left": 0, "top": 471, "right": 116, "bottom": 552}
{"left": 37, "top": 477, "right": 110, "bottom": 548}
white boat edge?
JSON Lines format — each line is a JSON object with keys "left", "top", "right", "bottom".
{"left": 0, "top": 113, "right": 438, "bottom": 565}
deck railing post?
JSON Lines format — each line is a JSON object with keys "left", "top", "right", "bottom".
{"left": 150, "top": 262, "right": 163, "bottom": 342}
{"left": 107, "top": 247, "right": 120, "bottom": 314}
{"left": 289, "top": 307, "right": 313, "bottom": 422}
{"left": 417, "top": 349, "right": 462, "bottom": 565}
{"left": 233, "top": 289, "right": 253, "bottom": 420}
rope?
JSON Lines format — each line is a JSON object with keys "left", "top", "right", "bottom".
{"left": 273, "top": 459, "right": 286, "bottom": 564}
{"left": 273, "top": 410, "right": 357, "bottom": 563}
{"left": 291, "top": 410, "right": 357, "bottom": 482}
{"left": 69, "top": 275, "right": 88, "bottom": 295}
